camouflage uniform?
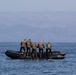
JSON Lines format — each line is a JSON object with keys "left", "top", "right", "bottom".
{"left": 38, "top": 41, "right": 45, "bottom": 53}
{"left": 46, "top": 42, "right": 52, "bottom": 53}
{"left": 26, "top": 39, "right": 32, "bottom": 55}
{"left": 20, "top": 39, "right": 26, "bottom": 52}
{"left": 31, "top": 42, "right": 38, "bottom": 58}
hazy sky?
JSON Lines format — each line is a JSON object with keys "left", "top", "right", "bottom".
{"left": 0, "top": 0, "right": 76, "bottom": 42}
{"left": 0, "top": 0, "right": 76, "bottom": 12}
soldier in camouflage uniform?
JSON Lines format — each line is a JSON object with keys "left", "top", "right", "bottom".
{"left": 46, "top": 42, "right": 52, "bottom": 53}
{"left": 46, "top": 42, "right": 52, "bottom": 59}
{"left": 38, "top": 41, "right": 45, "bottom": 58}
{"left": 31, "top": 42, "right": 38, "bottom": 58}
{"left": 26, "top": 39, "right": 32, "bottom": 57}
{"left": 38, "top": 41, "right": 45, "bottom": 53}
{"left": 20, "top": 39, "right": 26, "bottom": 52}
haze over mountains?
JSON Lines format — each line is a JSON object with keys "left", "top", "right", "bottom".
{"left": 0, "top": 12, "right": 76, "bottom": 42}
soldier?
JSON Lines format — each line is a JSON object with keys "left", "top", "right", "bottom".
{"left": 20, "top": 39, "right": 26, "bottom": 52}
{"left": 46, "top": 42, "right": 52, "bottom": 59}
{"left": 38, "top": 41, "right": 45, "bottom": 58}
{"left": 31, "top": 42, "right": 38, "bottom": 58}
{"left": 26, "top": 39, "right": 32, "bottom": 56}
{"left": 46, "top": 42, "right": 52, "bottom": 53}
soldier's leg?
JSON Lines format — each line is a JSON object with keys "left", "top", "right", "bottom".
{"left": 32, "top": 49, "right": 34, "bottom": 58}
{"left": 29, "top": 48, "right": 31, "bottom": 57}
{"left": 39, "top": 48, "right": 41, "bottom": 53}
{"left": 35, "top": 50, "right": 37, "bottom": 58}
{"left": 49, "top": 48, "right": 51, "bottom": 53}
{"left": 26, "top": 48, "right": 29, "bottom": 56}
{"left": 20, "top": 47, "right": 23, "bottom": 52}
{"left": 42, "top": 48, "right": 44, "bottom": 54}
{"left": 39, "top": 49, "right": 41, "bottom": 58}
{"left": 23, "top": 47, "right": 26, "bottom": 52}
{"left": 42, "top": 48, "right": 44, "bottom": 58}
{"left": 46, "top": 48, "right": 48, "bottom": 57}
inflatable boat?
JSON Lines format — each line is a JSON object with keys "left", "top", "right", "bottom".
{"left": 5, "top": 50, "right": 65, "bottom": 59}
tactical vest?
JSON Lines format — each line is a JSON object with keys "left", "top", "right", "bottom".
{"left": 21, "top": 42, "right": 26, "bottom": 47}
{"left": 27, "top": 42, "right": 31, "bottom": 48}
{"left": 39, "top": 43, "right": 43, "bottom": 48}
{"left": 47, "top": 44, "right": 51, "bottom": 48}
{"left": 32, "top": 44, "right": 36, "bottom": 49}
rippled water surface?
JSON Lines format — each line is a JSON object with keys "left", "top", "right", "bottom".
{"left": 0, "top": 42, "right": 76, "bottom": 75}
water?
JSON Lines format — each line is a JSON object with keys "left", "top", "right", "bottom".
{"left": 0, "top": 42, "right": 76, "bottom": 75}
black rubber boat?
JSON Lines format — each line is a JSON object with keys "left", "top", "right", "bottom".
{"left": 5, "top": 50, "right": 65, "bottom": 59}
